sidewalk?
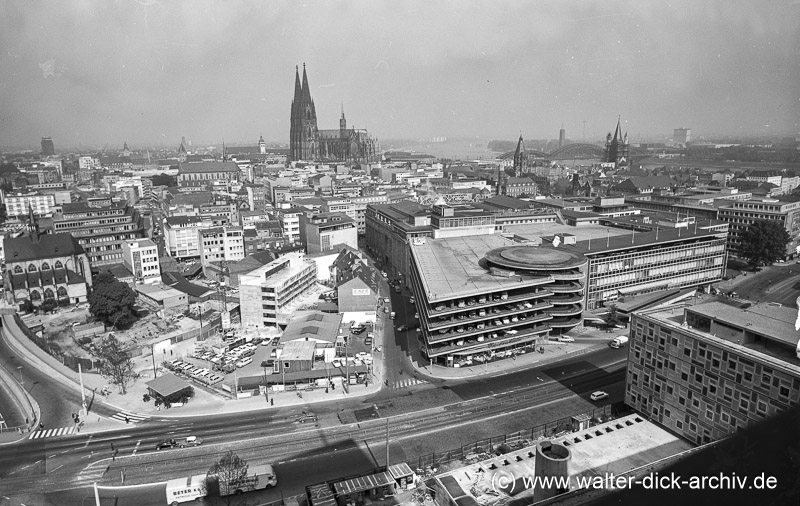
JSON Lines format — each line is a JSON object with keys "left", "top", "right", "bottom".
{"left": 410, "top": 331, "right": 618, "bottom": 381}
{"left": 1, "top": 311, "right": 388, "bottom": 430}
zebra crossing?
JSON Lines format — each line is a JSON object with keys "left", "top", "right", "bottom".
{"left": 28, "top": 426, "right": 75, "bottom": 439}
{"left": 391, "top": 377, "right": 428, "bottom": 389}
{"left": 109, "top": 411, "right": 150, "bottom": 424}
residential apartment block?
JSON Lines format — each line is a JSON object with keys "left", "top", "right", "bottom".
{"left": 626, "top": 301, "right": 800, "bottom": 445}
{"left": 239, "top": 252, "right": 318, "bottom": 327}
{"left": 162, "top": 215, "right": 213, "bottom": 260}
{"left": 199, "top": 226, "right": 245, "bottom": 266}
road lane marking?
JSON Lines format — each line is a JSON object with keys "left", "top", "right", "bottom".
{"left": 49, "top": 464, "right": 63, "bottom": 473}
{"left": 83, "top": 435, "right": 93, "bottom": 448}
{"left": 132, "top": 440, "right": 141, "bottom": 456}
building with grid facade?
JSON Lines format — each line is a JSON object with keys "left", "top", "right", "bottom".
{"left": 579, "top": 228, "right": 728, "bottom": 310}
{"left": 626, "top": 301, "right": 800, "bottom": 445}
{"left": 717, "top": 199, "right": 800, "bottom": 258}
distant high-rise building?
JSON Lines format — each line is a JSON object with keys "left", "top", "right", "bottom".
{"left": 558, "top": 125, "right": 565, "bottom": 148}
{"left": 41, "top": 137, "right": 55, "bottom": 156}
{"left": 673, "top": 127, "right": 691, "bottom": 147}
{"left": 289, "top": 64, "right": 379, "bottom": 164}
{"left": 605, "top": 118, "right": 629, "bottom": 167}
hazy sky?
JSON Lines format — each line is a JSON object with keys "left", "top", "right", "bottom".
{"left": 1, "top": 0, "right": 798, "bottom": 149}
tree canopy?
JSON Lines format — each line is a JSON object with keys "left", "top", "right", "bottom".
{"left": 738, "top": 219, "right": 791, "bottom": 268}
{"left": 95, "top": 334, "right": 135, "bottom": 394}
{"left": 89, "top": 272, "right": 138, "bottom": 329}
{"left": 207, "top": 451, "right": 251, "bottom": 503}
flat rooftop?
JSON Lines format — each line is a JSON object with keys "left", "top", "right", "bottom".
{"left": 687, "top": 300, "right": 799, "bottom": 346}
{"left": 435, "top": 414, "right": 691, "bottom": 506}
{"left": 642, "top": 301, "right": 800, "bottom": 374}
{"left": 410, "top": 235, "right": 584, "bottom": 303}
{"left": 505, "top": 222, "right": 726, "bottom": 256}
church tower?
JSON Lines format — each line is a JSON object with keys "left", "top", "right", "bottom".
{"left": 289, "top": 63, "right": 319, "bottom": 162}
{"left": 258, "top": 135, "right": 266, "bottom": 154}
{"left": 605, "top": 117, "right": 629, "bottom": 168}
{"left": 513, "top": 134, "right": 527, "bottom": 176}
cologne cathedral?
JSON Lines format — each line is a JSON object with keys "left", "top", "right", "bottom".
{"left": 289, "top": 64, "right": 379, "bottom": 164}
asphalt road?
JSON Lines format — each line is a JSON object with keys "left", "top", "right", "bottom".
{"left": 724, "top": 262, "right": 800, "bottom": 307}
{"left": 0, "top": 346, "right": 627, "bottom": 506}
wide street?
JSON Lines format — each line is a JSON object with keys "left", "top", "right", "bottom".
{"left": 0, "top": 339, "right": 626, "bottom": 505}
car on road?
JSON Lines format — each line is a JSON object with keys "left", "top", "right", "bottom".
{"left": 295, "top": 414, "right": 318, "bottom": 424}
{"left": 558, "top": 336, "right": 575, "bottom": 343}
{"left": 396, "top": 325, "right": 407, "bottom": 331}
{"left": 155, "top": 438, "right": 179, "bottom": 451}
{"left": 590, "top": 391, "right": 609, "bottom": 401}
{"left": 180, "top": 435, "right": 204, "bottom": 447}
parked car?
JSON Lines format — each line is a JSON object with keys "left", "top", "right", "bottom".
{"left": 155, "top": 438, "right": 179, "bottom": 451}
{"left": 558, "top": 336, "right": 575, "bottom": 343}
{"left": 365, "top": 337, "right": 373, "bottom": 346}
{"left": 180, "top": 435, "right": 204, "bottom": 447}
{"left": 590, "top": 391, "right": 609, "bottom": 401}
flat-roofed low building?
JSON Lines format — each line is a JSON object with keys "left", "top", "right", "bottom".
{"left": 626, "top": 300, "right": 800, "bottom": 445}
{"left": 409, "top": 235, "right": 587, "bottom": 367}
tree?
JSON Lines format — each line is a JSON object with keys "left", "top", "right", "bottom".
{"left": 738, "top": 219, "right": 791, "bottom": 269}
{"left": 207, "top": 451, "right": 251, "bottom": 504}
{"left": 95, "top": 334, "right": 136, "bottom": 394}
{"left": 89, "top": 272, "right": 137, "bottom": 329}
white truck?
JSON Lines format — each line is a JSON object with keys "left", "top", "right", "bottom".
{"left": 609, "top": 335, "right": 629, "bottom": 348}
{"left": 166, "top": 464, "right": 277, "bottom": 504}
{"left": 216, "top": 464, "right": 278, "bottom": 497}
{"left": 165, "top": 474, "right": 207, "bottom": 505}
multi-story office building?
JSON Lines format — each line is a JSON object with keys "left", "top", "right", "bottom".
{"left": 239, "top": 252, "right": 317, "bottom": 328}
{"left": 626, "top": 301, "right": 800, "bottom": 445}
{"left": 41, "top": 137, "right": 55, "bottom": 156}
{"left": 409, "top": 235, "right": 587, "bottom": 367}
{"left": 321, "top": 194, "right": 391, "bottom": 234}
{"left": 673, "top": 128, "right": 691, "bottom": 147}
{"left": 2, "top": 192, "right": 56, "bottom": 218}
{"left": 177, "top": 161, "right": 240, "bottom": 188}
{"left": 717, "top": 199, "right": 800, "bottom": 258}
{"left": 162, "top": 216, "right": 213, "bottom": 260}
{"left": 199, "top": 226, "right": 245, "bottom": 266}
{"left": 299, "top": 212, "right": 358, "bottom": 254}
{"left": 366, "top": 202, "right": 498, "bottom": 284}
{"left": 577, "top": 226, "right": 728, "bottom": 309}
{"left": 122, "top": 239, "right": 161, "bottom": 284}
{"left": 49, "top": 201, "right": 147, "bottom": 266}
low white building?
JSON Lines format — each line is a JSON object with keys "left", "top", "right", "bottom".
{"left": 123, "top": 238, "right": 161, "bottom": 284}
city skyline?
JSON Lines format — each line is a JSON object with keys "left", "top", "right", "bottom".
{"left": 1, "top": 1, "right": 798, "bottom": 149}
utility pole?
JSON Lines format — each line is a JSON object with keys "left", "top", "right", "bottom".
{"left": 150, "top": 343, "right": 157, "bottom": 378}
{"left": 78, "top": 363, "right": 87, "bottom": 417}
{"left": 385, "top": 417, "right": 390, "bottom": 468}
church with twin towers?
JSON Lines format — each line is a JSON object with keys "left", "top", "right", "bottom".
{"left": 289, "top": 64, "right": 380, "bottom": 164}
